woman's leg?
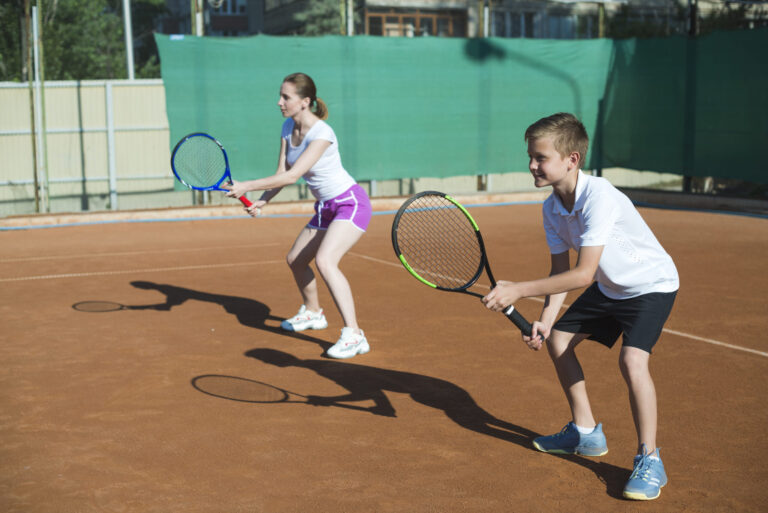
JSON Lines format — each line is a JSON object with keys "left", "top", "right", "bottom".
{"left": 313, "top": 221, "right": 365, "bottom": 331}
{"left": 285, "top": 226, "right": 325, "bottom": 312}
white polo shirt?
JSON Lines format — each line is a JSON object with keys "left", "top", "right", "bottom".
{"left": 542, "top": 170, "right": 679, "bottom": 299}
{"left": 282, "top": 118, "right": 356, "bottom": 202}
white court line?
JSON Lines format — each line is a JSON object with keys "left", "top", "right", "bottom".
{"left": 0, "top": 260, "right": 284, "bottom": 282}
{"left": 350, "top": 252, "right": 768, "bottom": 359}
{"left": 0, "top": 243, "right": 279, "bottom": 263}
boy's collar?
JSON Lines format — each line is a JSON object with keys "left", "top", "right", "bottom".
{"left": 550, "top": 169, "right": 587, "bottom": 216}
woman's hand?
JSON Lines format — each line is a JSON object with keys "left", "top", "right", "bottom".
{"left": 246, "top": 199, "right": 267, "bottom": 218}
{"left": 223, "top": 180, "right": 250, "bottom": 200}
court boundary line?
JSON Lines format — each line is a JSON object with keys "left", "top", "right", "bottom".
{"left": 0, "top": 243, "right": 280, "bottom": 263}
{"left": 0, "top": 260, "right": 283, "bottom": 282}
{"left": 4, "top": 249, "right": 764, "bottom": 359}
{"left": 2, "top": 196, "right": 765, "bottom": 231}
{"left": 350, "top": 252, "right": 768, "bottom": 359}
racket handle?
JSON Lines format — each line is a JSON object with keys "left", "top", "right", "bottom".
{"left": 238, "top": 195, "right": 253, "bottom": 208}
{"left": 503, "top": 305, "right": 533, "bottom": 337}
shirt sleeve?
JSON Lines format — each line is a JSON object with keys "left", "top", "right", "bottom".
{"left": 542, "top": 204, "right": 569, "bottom": 254}
{"left": 281, "top": 119, "right": 293, "bottom": 141}
{"left": 580, "top": 191, "right": 619, "bottom": 247}
{"left": 310, "top": 121, "right": 336, "bottom": 144}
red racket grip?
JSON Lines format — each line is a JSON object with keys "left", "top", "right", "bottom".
{"left": 238, "top": 195, "right": 253, "bottom": 208}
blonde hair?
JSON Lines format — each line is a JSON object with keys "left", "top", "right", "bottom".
{"left": 524, "top": 112, "right": 589, "bottom": 168}
{"left": 283, "top": 72, "right": 328, "bottom": 120}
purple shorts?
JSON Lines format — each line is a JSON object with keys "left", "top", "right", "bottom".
{"left": 308, "top": 184, "right": 372, "bottom": 232}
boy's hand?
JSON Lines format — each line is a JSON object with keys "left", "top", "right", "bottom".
{"left": 482, "top": 280, "right": 522, "bottom": 312}
{"left": 523, "top": 321, "right": 549, "bottom": 351}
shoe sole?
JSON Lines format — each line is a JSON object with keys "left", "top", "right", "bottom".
{"left": 327, "top": 342, "right": 370, "bottom": 359}
{"left": 532, "top": 440, "right": 608, "bottom": 457}
{"left": 623, "top": 485, "right": 664, "bottom": 501}
{"left": 280, "top": 321, "right": 328, "bottom": 332}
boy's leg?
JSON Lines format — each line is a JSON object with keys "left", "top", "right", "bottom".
{"left": 533, "top": 329, "right": 608, "bottom": 456}
{"left": 619, "top": 346, "right": 657, "bottom": 453}
{"left": 547, "top": 329, "right": 596, "bottom": 429}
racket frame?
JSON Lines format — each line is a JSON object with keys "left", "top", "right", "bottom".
{"left": 392, "top": 190, "right": 533, "bottom": 336}
{"left": 170, "top": 132, "right": 253, "bottom": 207}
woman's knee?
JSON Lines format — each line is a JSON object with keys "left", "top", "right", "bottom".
{"left": 314, "top": 252, "right": 339, "bottom": 277}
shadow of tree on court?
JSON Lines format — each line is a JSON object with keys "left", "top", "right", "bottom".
{"left": 244, "top": 347, "right": 629, "bottom": 498}
{"left": 123, "top": 281, "right": 334, "bottom": 351}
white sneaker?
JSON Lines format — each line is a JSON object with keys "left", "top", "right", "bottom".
{"left": 280, "top": 305, "right": 328, "bottom": 332}
{"left": 326, "top": 327, "right": 370, "bottom": 359}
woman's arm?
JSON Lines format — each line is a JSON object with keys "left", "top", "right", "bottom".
{"left": 224, "top": 139, "right": 331, "bottom": 199}
{"left": 255, "top": 138, "right": 290, "bottom": 205}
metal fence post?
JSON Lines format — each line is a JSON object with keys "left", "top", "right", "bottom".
{"left": 105, "top": 82, "right": 118, "bottom": 210}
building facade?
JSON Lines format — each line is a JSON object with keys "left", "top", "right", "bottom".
{"left": 160, "top": 1, "right": 752, "bottom": 39}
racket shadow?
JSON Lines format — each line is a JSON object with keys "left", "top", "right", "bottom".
{"left": 245, "top": 348, "right": 629, "bottom": 498}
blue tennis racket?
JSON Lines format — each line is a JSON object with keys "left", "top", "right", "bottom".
{"left": 170, "top": 132, "right": 253, "bottom": 207}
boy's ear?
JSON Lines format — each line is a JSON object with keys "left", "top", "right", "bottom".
{"left": 569, "top": 151, "right": 580, "bottom": 169}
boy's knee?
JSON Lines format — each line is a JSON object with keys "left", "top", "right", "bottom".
{"left": 619, "top": 347, "right": 650, "bottom": 380}
{"left": 547, "top": 330, "right": 584, "bottom": 358}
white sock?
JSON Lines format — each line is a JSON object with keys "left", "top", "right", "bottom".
{"left": 575, "top": 424, "right": 596, "bottom": 434}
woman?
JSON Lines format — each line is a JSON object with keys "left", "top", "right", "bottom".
{"left": 225, "top": 73, "right": 371, "bottom": 359}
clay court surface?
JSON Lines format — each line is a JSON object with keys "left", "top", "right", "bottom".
{"left": 1, "top": 198, "right": 767, "bottom": 512}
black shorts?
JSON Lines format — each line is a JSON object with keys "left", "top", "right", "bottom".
{"left": 553, "top": 282, "right": 677, "bottom": 353}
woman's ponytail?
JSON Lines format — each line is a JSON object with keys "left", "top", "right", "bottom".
{"left": 313, "top": 97, "right": 328, "bottom": 120}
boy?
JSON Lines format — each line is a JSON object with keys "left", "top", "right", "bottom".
{"left": 482, "top": 113, "right": 678, "bottom": 500}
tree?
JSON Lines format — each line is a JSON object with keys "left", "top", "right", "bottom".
{"left": 0, "top": 0, "right": 166, "bottom": 81}
{"left": 293, "top": 0, "right": 360, "bottom": 36}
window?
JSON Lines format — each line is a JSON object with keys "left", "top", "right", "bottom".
{"left": 365, "top": 9, "right": 466, "bottom": 37}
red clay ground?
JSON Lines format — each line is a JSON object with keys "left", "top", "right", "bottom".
{"left": 1, "top": 199, "right": 767, "bottom": 512}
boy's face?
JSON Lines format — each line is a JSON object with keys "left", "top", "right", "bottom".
{"left": 527, "top": 136, "right": 578, "bottom": 188}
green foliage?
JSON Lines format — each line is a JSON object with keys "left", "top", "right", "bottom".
{"left": 0, "top": 0, "right": 166, "bottom": 81}
{"left": 605, "top": 4, "right": 686, "bottom": 39}
{"left": 293, "top": 0, "right": 343, "bottom": 36}
{"left": 0, "top": 1, "right": 25, "bottom": 81}
{"left": 293, "top": 0, "right": 361, "bottom": 36}
{"left": 699, "top": 3, "right": 767, "bottom": 34}
{"left": 605, "top": 2, "right": 768, "bottom": 40}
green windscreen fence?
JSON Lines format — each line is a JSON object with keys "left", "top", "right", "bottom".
{"left": 156, "top": 29, "right": 768, "bottom": 185}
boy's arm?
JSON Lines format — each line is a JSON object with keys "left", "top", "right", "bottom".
{"left": 482, "top": 245, "right": 604, "bottom": 313}
{"left": 537, "top": 251, "right": 571, "bottom": 328}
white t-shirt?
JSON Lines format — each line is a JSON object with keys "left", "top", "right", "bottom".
{"left": 282, "top": 118, "right": 356, "bottom": 201}
{"left": 542, "top": 170, "right": 679, "bottom": 299}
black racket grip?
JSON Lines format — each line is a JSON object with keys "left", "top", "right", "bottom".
{"left": 503, "top": 305, "right": 533, "bottom": 337}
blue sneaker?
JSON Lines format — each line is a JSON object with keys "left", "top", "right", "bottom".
{"left": 623, "top": 445, "right": 668, "bottom": 500}
{"left": 532, "top": 421, "right": 608, "bottom": 456}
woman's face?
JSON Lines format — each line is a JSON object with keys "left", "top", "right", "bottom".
{"left": 277, "top": 81, "right": 308, "bottom": 118}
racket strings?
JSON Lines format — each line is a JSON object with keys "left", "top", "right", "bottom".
{"left": 396, "top": 195, "right": 483, "bottom": 289}
{"left": 172, "top": 136, "right": 228, "bottom": 188}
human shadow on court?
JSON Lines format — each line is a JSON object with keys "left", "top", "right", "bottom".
{"left": 245, "top": 347, "right": 630, "bottom": 498}
{"left": 123, "top": 281, "right": 335, "bottom": 351}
